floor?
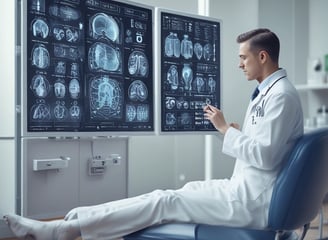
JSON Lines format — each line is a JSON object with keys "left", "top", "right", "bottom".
{"left": 302, "top": 213, "right": 328, "bottom": 240}
{"left": 306, "top": 203, "right": 328, "bottom": 239}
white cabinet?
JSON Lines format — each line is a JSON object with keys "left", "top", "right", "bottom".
{"left": 296, "top": 84, "right": 328, "bottom": 132}
{"left": 21, "top": 137, "right": 128, "bottom": 219}
{"left": 296, "top": 84, "right": 328, "bottom": 91}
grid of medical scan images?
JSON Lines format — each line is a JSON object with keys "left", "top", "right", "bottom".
{"left": 26, "top": 0, "right": 153, "bottom": 133}
{"left": 160, "top": 11, "right": 220, "bottom": 132}
{"left": 25, "top": 0, "right": 220, "bottom": 134}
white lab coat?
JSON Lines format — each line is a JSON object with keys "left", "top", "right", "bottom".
{"left": 68, "top": 69, "right": 303, "bottom": 240}
{"left": 224, "top": 69, "right": 304, "bottom": 200}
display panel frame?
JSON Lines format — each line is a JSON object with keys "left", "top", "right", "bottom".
{"left": 21, "top": 0, "right": 156, "bottom": 137}
{"left": 157, "top": 8, "right": 221, "bottom": 134}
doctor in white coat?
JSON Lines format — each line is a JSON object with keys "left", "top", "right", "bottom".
{"left": 4, "top": 28, "right": 303, "bottom": 240}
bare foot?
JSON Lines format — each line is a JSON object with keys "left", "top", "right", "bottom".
{"left": 4, "top": 214, "right": 80, "bottom": 240}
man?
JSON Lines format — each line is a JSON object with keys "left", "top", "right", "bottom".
{"left": 4, "top": 28, "right": 303, "bottom": 240}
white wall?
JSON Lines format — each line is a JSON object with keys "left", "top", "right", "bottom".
{"left": 207, "top": 0, "right": 259, "bottom": 179}
{"left": 258, "top": 0, "right": 310, "bottom": 119}
{"left": 0, "top": 141, "right": 16, "bottom": 214}
{"left": 0, "top": 1, "right": 17, "bottom": 237}
{"left": 0, "top": 0, "right": 16, "bottom": 216}
{"left": 0, "top": 0, "right": 16, "bottom": 138}
{"left": 258, "top": 0, "right": 309, "bottom": 86}
{"left": 258, "top": 0, "right": 295, "bottom": 82}
{"left": 309, "top": 0, "right": 328, "bottom": 62}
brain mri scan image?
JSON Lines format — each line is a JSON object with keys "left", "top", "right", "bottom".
{"left": 53, "top": 45, "right": 80, "bottom": 60}
{"left": 65, "top": 27, "right": 79, "bottom": 43}
{"left": 166, "top": 113, "right": 176, "bottom": 125}
{"left": 30, "top": 100, "right": 51, "bottom": 121}
{"left": 53, "top": 24, "right": 81, "bottom": 43}
{"left": 31, "top": 0, "right": 45, "bottom": 13}
{"left": 126, "top": 104, "right": 149, "bottom": 122}
{"left": 179, "top": 112, "right": 192, "bottom": 125}
{"left": 89, "top": 76, "right": 123, "bottom": 119}
{"left": 55, "top": 61, "right": 66, "bottom": 75}
{"left": 136, "top": 105, "right": 149, "bottom": 121}
{"left": 165, "top": 97, "right": 176, "bottom": 110}
{"left": 54, "top": 80, "right": 66, "bottom": 98}
{"left": 69, "top": 78, "right": 80, "bottom": 99}
{"left": 128, "top": 50, "right": 149, "bottom": 77}
{"left": 69, "top": 102, "right": 81, "bottom": 119}
{"left": 32, "top": 44, "right": 50, "bottom": 69}
{"left": 128, "top": 80, "right": 148, "bottom": 102}
{"left": 90, "top": 13, "right": 119, "bottom": 42}
{"left": 30, "top": 74, "right": 50, "bottom": 98}
{"left": 88, "top": 42, "right": 121, "bottom": 72}
{"left": 70, "top": 63, "right": 79, "bottom": 77}
{"left": 176, "top": 99, "right": 189, "bottom": 110}
{"left": 126, "top": 105, "right": 136, "bottom": 122}
{"left": 32, "top": 18, "right": 49, "bottom": 39}
{"left": 53, "top": 26, "right": 65, "bottom": 41}
{"left": 49, "top": 4, "right": 80, "bottom": 21}
{"left": 54, "top": 102, "right": 68, "bottom": 120}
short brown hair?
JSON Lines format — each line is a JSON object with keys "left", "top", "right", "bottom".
{"left": 236, "top": 28, "right": 280, "bottom": 63}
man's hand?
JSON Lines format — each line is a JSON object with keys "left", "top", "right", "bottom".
{"left": 203, "top": 104, "right": 230, "bottom": 134}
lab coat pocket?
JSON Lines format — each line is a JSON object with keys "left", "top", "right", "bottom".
{"left": 235, "top": 172, "right": 273, "bottom": 202}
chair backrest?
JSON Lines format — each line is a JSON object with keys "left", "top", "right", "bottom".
{"left": 268, "top": 128, "right": 328, "bottom": 230}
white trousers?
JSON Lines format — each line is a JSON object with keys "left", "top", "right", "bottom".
{"left": 68, "top": 179, "right": 271, "bottom": 240}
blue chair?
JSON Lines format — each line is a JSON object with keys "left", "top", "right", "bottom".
{"left": 124, "top": 128, "right": 328, "bottom": 240}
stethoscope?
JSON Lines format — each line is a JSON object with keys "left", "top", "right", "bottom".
{"left": 251, "top": 75, "right": 286, "bottom": 125}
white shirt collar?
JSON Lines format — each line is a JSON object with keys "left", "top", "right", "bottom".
{"left": 257, "top": 68, "right": 287, "bottom": 92}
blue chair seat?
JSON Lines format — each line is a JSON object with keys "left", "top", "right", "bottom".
{"left": 125, "top": 223, "right": 279, "bottom": 240}
{"left": 125, "top": 223, "right": 197, "bottom": 240}
{"left": 125, "top": 129, "right": 328, "bottom": 240}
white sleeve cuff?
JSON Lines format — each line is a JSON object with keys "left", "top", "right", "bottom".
{"left": 222, "top": 127, "right": 241, "bottom": 158}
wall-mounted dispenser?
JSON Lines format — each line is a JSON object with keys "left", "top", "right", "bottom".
{"left": 33, "top": 156, "right": 71, "bottom": 171}
{"left": 88, "top": 154, "right": 122, "bottom": 176}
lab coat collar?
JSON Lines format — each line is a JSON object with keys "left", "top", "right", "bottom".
{"left": 255, "top": 69, "right": 287, "bottom": 101}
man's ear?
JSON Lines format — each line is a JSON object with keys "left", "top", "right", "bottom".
{"left": 259, "top": 50, "right": 268, "bottom": 63}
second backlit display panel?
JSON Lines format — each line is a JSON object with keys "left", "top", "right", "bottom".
{"left": 159, "top": 10, "right": 221, "bottom": 133}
